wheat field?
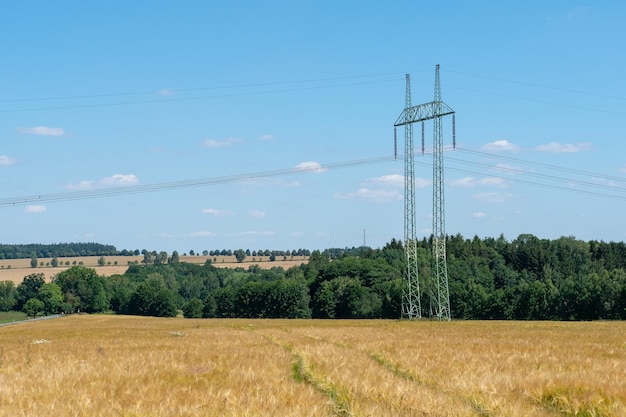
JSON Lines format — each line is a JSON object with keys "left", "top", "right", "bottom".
{"left": 0, "top": 256, "right": 308, "bottom": 284}
{"left": 0, "top": 317, "right": 624, "bottom": 417}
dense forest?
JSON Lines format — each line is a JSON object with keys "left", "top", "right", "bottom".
{"left": 1, "top": 234, "right": 625, "bottom": 320}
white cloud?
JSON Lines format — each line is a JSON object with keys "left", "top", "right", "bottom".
{"left": 473, "top": 212, "right": 487, "bottom": 218}
{"left": 259, "top": 134, "right": 273, "bottom": 141}
{"left": 202, "top": 208, "right": 235, "bottom": 216}
{"left": 334, "top": 188, "right": 402, "bottom": 203}
{"left": 620, "top": 165, "right": 626, "bottom": 174}
{"left": 189, "top": 231, "right": 217, "bottom": 237}
{"left": 249, "top": 209, "right": 266, "bottom": 218}
{"left": 25, "top": 205, "right": 47, "bottom": 213}
{"left": 158, "top": 88, "right": 173, "bottom": 96}
{"left": 290, "top": 231, "right": 304, "bottom": 237}
{"left": 365, "top": 174, "right": 429, "bottom": 188}
{"left": 366, "top": 174, "right": 404, "bottom": 187}
{"left": 473, "top": 192, "right": 513, "bottom": 203}
{"left": 202, "top": 138, "right": 241, "bottom": 148}
{"left": 65, "top": 173, "right": 139, "bottom": 190}
{"left": 238, "top": 230, "right": 275, "bottom": 237}
{"left": 535, "top": 142, "right": 591, "bottom": 153}
{"left": 100, "top": 174, "right": 139, "bottom": 186}
{"left": 18, "top": 126, "right": 66, "bottom": 136}
{"left": 482, "top": 140, "right": 519, "bottom": 152}
{"left": 415, "top": 177, "right": 431, "bottom": 188}
{"left": 294, "top": 161, "right": 327, "bottom": 174}
{"left": 0, "top": 155, "right": 15, "bottom": 165}
{"left": 450, "top": 177, "right": 507, "bottom": 188}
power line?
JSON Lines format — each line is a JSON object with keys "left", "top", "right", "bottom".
{"left": 0, "top": 156, "right": 394, "bottom": 207}
{"left": 3, "top": 143, "right": 624, "bottom": 207}
{"left": 409, "top": 148, "right": 626, "bottom": 200}
{"left": 443, "top": 68, "right": 626, "bottom": 102}
{"left": 0, "top": 71, "right": 409, "bottom": 104}
{"left": 0, "top": 77, "right": 404, "bottom": 113}
{"left": 455, "top": 147, "right": 626, "bottom": 184}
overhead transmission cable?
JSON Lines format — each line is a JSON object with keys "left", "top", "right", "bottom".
{"left": 0, "top": 76, "right": 404, "bottom": 113}
{"left": 411, "top": 148, "right": 626, "bottom": 200}
{"left": 0, "top": 156, "right": 394, "bottom": 207}
{"left": 3, "top": 147, "right": 624, "bottom": 207}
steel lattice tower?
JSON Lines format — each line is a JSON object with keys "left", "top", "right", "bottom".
{"left": 399, "top": 74, "right": 421, "bottom": 319}
{"left": 394, "top": 65, "right": 455, "bottom": 320}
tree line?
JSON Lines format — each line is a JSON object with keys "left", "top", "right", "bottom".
{"left": 0, "top": 243, "right": 119, "bottom": 259}
{"left": 0, "top": 242, "right": 312, "bottom": 262}
{"left": 1, "top": 234, "right": 625, "bottom": 320}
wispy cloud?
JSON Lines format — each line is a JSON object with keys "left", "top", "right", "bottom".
{"left": 365, "top": 174, "right": 404, "bottom": 187}
{"left": 202, "top": 208, "right": 235, "bottom": 216}
{"left": 259, "top": 134, "right": 273, "bottom": 141}
{"left": 473, "top": 212, "right": 486, "bottom": 218}
{"left": 25, "top": 205, "right": 47, "bottom": 213}
{"left": 335, "top": 173, "right": 421, "bottom": 203}
{"left": 65, "top": 173, "right": 139, "bottom": 190}
{"left": 188, "top": 231, "right": 217, "bottom": 237}
{"left": 294, "top": 161, "right": 327, "bottom": 174}
{"left": 158, "top": 88, "right": 174, "bottom": 96}
{"left": 620, "top": 165, "right": 626, "bottom": 174}
{"left": 238, "top": 230, "right": 275, "bottom": 237}
{"left": 566, "top": 7, "right": 590, "bottom": 22}
{"left": 18, "top": 126, "right": 66, "bottom": 137}
{"left": 202, "top": 138, "right": 241, "bottom": 148}
{"left": 334, "top": 188, "right": 402, "bottom": 203}
{"left": 450, "top": 177, "right": 507, "bottom": 188}
{"left": 482, "top": 140, "right": 519, "bottom": 152}
{"left": 535, "top": 142, "right": 591, "bottom": 153}
{"left": 0, "top": 155, "right": 15, "bottom": 165}
{"left": 249, "top": 209, "right": 266, "bottom": 218}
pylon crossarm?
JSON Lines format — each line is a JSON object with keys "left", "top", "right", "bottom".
{"left": 394, "top": 101, "right": 454, "bottom": 126}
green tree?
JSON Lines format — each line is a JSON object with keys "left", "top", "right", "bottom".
{"left": 97, "top": 256, "right": 105, "bottom": 266}
{"left": 169, "top": 250, "right": 180, "bottom": 264}
{"left": 154, "top": 288, "right": 178, "bottom": 317}
{"left": 53, "top": 266, "right": 109, "bottom": 313}
{"left": 15, "top": 273, "right": 46, "bottom": 311}
{"left": 182, "top": 298, "right": 204, "bottom": 318}
{"left": 37, "top": 283, "right": 64, "bottom": 314}
{"left": 234, "top": 249, "right": 246, "bottom": 263}
{"left": 0, "top": 281, "right": 17, "bottom": 311}
{"left": 127, "top": 278, "right": 177, "bottom": 317}
{"left": 51, "top": 257, "right": 59, "bottom": 268}
{"left": 155, "top": 251, "right": 168, "bottom": 265}
{"left": 30, "top": 255, "right": 38, "bottom": 268}
{"left": 24, "top": 298, "right": 44, "bottom": 318}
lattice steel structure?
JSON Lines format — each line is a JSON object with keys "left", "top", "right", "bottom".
{"left": 394, "top": 65, "right": 455, "bottom": 320}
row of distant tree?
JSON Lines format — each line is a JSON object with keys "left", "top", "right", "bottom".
{"left": 2, "top": 234, "right": 625, "bottom": 320}
{"left": 0, "top": 243, "right": 312, "bottom": 261}
{"left": 0, "top": 243, "right": 118, "bottom": 260}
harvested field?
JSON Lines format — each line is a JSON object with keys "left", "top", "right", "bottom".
{"left": 0, "top": 256, "right": 308, "bottom": 284}
{"left": 0, "top": 316, "right": 623, "bottom": 416}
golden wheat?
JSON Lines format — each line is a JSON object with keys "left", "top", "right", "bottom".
{"left": 0, "top": 317, "right": 624, "bottom": 416}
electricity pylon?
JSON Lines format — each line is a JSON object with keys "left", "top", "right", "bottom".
{"left": 394, "top": 65, "right": 455, "bottom": 320}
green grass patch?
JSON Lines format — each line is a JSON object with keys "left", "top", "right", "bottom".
{"left": 0, "top": 311, "right": 28, "bottom": 324}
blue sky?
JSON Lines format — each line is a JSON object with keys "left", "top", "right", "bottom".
{"left": 1, "top": 1, "right": 625, "bottom": 253}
